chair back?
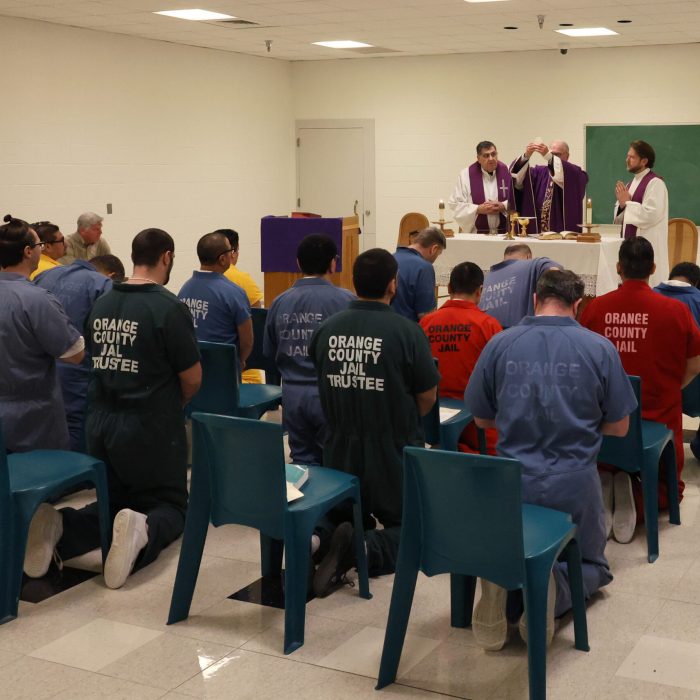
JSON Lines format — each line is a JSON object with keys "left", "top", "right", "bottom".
{"left": 246, "top": 308, "right": 281, "bottom": 385}
{"left": 682, "top": 375, "right": 700, "bottom": 418}
{"left": 397, "top": 212, "right": 429, "bottom": 248}
{"left": 422, "top": 359, "right": 440, "bottom": 445}
{"left": 0, "top": 423, "right": 12, "bottom": 520}
{"left": 191, "top": 413, "right": 287, "bottom": 537}
{"left": 188, "top": 341, "right": 241, "bottom": 417}
{"left": 597, "top": 375, "right": 643, "bottom": 469}
{"left": 403, "top": 446, "right": 526, "bottom": 590}
{"left": 668, "top": 218, "right": 699, "bottom": 270}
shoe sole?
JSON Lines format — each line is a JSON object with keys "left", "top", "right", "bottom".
{"left": 473, "top": 580, "right": 508, "bottom": 651}
{"left": 104, "top": 510, "right": 145, "bottom": 590}
{"left": 612, "top": 471, "right": 636, "bottom": 544}
{"left": 24, "top": 504, "right": 63, "bottom": 578}
{"left": 313, "top": 523, "right": 353, "bottom": 598}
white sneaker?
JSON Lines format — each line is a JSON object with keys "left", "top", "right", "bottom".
{"left": 519, "top": 571, "right": 556, "bottom": 646}
{"left": 612, "top": 472, "right": 636, "bottom": 544}
{"left": 599, "top": 471, "right": 614, "bottom": 540}
{"left": 24, "top": 503, "right": 63, "bottom": 578}
{"left": 472, "top": 579, "right": 508, "bottom": 651}
{"left": 104, "top": 509, "right": 148, "bottom": 589}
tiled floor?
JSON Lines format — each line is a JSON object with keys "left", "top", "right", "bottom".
{"left": 4, "top": 418, "right": 700, "bottom": 699}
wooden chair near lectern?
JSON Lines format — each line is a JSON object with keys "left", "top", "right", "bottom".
{"left": 261, "top": 214, "right": 360, "bottom": 305}
{"left": 668, "top": 218, "right": 698, "bottom": 269}
{"left": 397, "top": 212, "right": 429, "bottom": 248}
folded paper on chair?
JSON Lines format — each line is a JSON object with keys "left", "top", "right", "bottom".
{"left": 286, "top": 464, "right": 309, "bottom": 502}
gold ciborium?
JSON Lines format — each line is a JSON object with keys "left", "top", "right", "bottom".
{"left": 517, "top": 217, "right": 531, "bottom": 238}
{"left": 505, "top": 211, "right": 519, "bottom": 240}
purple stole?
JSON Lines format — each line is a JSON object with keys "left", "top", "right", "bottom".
{"left": 468, "top": 161, "right": 513, "bottom": 233}
{"left": 622, "top": 171, "right": 659, "bottom": 239}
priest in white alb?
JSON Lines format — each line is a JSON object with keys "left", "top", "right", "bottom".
{"left": 614, "top": 139, "right": 669, "bottom": 286}
{"left": 448, "top": 141, "right": 515, "bottom": 234}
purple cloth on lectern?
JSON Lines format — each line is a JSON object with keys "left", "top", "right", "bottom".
{"left": 468, "top": 161, "right": 514, "bottom": 233}
{"left": 510, "top": 157, "right": 588, "bottom": 234}
{"left": 261, "top": 217, "right": 343, "bottom": 272}
{"left": 622, "top": 171, "right": 659, "bottom": 239}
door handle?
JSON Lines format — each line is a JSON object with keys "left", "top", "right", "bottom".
{"left": 353, "top": 200, "right": 358, "bottom": 215}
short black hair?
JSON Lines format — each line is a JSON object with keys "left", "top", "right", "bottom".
{"left": 476, "top": 140, "right": 496, "bottom": 155}
{"left": 212, "top": 228, "right": 239, "bottom": 252}
{"left": 449, "top": 261, "right": 483, "bottom": 295}
{"left": 670, "top": 262, "right": 700, "bottom": 288}
{"left": 131, "top": 228, "right": 174, "bottom": 267}
{"left": 197, "top": 232, "right": 230, "bottom": 265}
{"left": 535, "top": 269, "right": 584, "bottom": 306}
{"left": 353, "top": 248, "right": 398, "bottom": 299}
{"left": 297, "top": 234, "right": 337, "bottom": 275}
{"left": 630, "top": 140, "right": 656, "bottom": 169}
{"left": 92, "top": 254, "right": 126, "bottom": 282}
{"left": 32, "top": 221, "right": 60, "bottom": 243}
{"left": 0, "top": 214, "right": 34, "bottom": 268}
{"left": 619, "top": 236, "right": 655, "bottom": 280}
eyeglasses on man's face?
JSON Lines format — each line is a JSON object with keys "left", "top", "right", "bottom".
{"left": 28, "top": 241, "right": 45, "bottom": 249}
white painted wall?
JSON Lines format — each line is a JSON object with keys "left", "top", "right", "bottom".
{"left": 0, "top": 16, "right": 295, "bottom": 292}
{"left": 291, "top": 44, "right": 700, "bottom": 252}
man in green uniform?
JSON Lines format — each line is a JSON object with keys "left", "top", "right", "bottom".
{"left": 310, "top": 248, "right": 440, "bottom": 596}
{"left": 24, "top": 228, "right": 202, "bottom": 589}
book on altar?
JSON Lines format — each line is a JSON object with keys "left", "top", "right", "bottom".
{"left": 286, "top": 464, "right": 309, "bottom": 502}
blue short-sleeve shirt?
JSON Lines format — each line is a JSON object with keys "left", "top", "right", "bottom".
{"left": 264, "top": 277, "right": 355, "bottom": 384}
{"left": 479, "top": 257, "right": 559, "bottom": 328}
{"left": 392, "top": 247, "right": 436, "bottom": 322}
{"left": 465, "top": 315, "right": 637, "bottom": 476}
{"left": 655, "top": 282, "right": 700, "bottom": 327}
{"left": 178, "top": 271, "right": 250, "bottom": 346}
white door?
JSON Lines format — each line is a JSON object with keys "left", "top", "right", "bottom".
{"left": 296, "top": 121, "right": 375, "bottom": 248}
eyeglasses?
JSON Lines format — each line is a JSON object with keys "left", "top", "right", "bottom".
{"left": 49, "top": 237, "right": 65, "bottom": 244}
{"left": 28, "top": 241, "right": 45, "bottom": 249}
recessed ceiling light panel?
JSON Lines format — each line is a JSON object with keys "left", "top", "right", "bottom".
{"left": 464, "top": 0, "right": 510, "bottom": 3}
{"left": 313, "top": 40, "right": 373, "bottom": 49}
{"left": 154, "top": 9, "right": 236, "bottom": 21}
{"left": 555, "top": 27, "right": 619, "bottom": 37}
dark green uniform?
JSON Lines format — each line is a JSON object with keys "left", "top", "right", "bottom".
{"left": 58, "top": 282, "right": 200, "bottom": 571}
{"left": 310, "top": 300, "right": 440, "bottom": 575}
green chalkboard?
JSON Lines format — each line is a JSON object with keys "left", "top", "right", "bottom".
{"left": 585, "top": 124, "right": 700, "bottom": 225}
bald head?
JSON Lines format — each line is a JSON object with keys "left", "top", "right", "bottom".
{"left": 549, "top": 141, "right": 570, "bottom": 161}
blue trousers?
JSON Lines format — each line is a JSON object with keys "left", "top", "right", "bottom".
{"left": 283, "top": 383, "right": 328, "bottom": 466}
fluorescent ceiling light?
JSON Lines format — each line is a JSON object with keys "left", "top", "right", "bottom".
{"left": 313, "top": 40, "right": 374, "bottom": 49}
{"left": 154, "top": 9, "right": 235, "bottom": 21}
{"left": 555, "top": 27, "right": 618, "bottom": 37}
{"left": 464, "top": 1, "right": 510, "bottom": 3}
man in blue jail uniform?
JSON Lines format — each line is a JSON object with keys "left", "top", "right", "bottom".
{"left": 34, "top": 255, "right": 125, "bottom": 451}
{"left": 479, "top": 243, "right": 559, "bottom": 328}
{"left": 392, "top": 226, "right": 446, "bottom": 321}
{"left": 178, "top": 231, "right": 253, "bottom": 369}
{"left": 0, "top": 215, "right": 85, "bottom": 453}
{"left": 24, "top": 229, "right": 201, "bottom": 590}
{"left": 264, "top": 234, "right": 354, "bottom": 465}
{"left": 465, "top": 269, "right": 636, "bottom": 651}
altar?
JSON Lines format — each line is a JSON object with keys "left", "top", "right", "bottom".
{"left": 434, "top": 234, "right": 623, "bottom": 296}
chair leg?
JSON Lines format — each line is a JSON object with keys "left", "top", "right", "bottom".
{"left": 376, "top": 542, "right": 420, "bottom": 689}
{"left": 0, "top": 512, "right": 29, "bottom": 624}
{"left": 283, "top": 522, "right": 314, "bottom": 655}
{"left": 663, "top": 442, "right": 681, "bottom": 526}
{"left": 523, "top": 569, "right": 551, "bottom": 700}
{"left": 260, "top": 535, "right": 284, "bottom": 578}
{"left": 450, "top": 574, "right": 476, "bottom": 628}
{"left": 91, "top": 465, "right": 112, "bottom": 567}
{"left": 351, "top": 495, "right": 371, "bottom": 600}
{"left": 640, "top": 461, "right": 660, "bottom": 564}
{"left": 562, "top": 540, "right": 589, "bottom": 652}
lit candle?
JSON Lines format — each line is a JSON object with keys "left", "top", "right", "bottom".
{"left": 586, "top": 198, "right": 592, "bottom": 224}
{"left": 439, "top": 199, "right": 445, "bottom": 221}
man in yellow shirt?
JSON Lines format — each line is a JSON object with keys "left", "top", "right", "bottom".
{"left": 30, "top": 221, "right": 66, "bottom": 280}
{"left": 216, "top": 228, "right": 264, "bottom": 384}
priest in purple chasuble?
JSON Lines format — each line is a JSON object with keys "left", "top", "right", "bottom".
{"left": 510, "top": 141, "right": 588, "bottom": 234}
{"left": 448, "top": 140, "right": 516, "bottom": 233}
{"left": 614, "top": 139, "right": 669, "bottom": 286}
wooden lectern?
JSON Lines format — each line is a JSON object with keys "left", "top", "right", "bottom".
{"left": 261, "top": 215, "right": 360, "bottom": 304}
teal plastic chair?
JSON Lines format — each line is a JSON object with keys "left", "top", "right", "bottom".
{"left": 682, "top": 375, "right": 700, "bottom": 417}
{"left": 422, "top": 395, "right": 481, "bottom": 453}
{"left": 248, "top": 307, "right": 282, "bottom": 389}
{"left": 167, "top": 413, "right": 372, "bottom": 654}
{"left": 376, "top": 447, "right": 589, "bottom": 700}
{"left": 0, "top": 424, "right": 111, "bottom": 624}
{"left": 189, "top": 341, "right": 282, "bottom": 419}
{"left": 597, "top": 375, "right": 680, "bottom": 563}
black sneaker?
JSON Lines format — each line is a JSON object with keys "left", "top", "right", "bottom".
{"left": 312, "top": 522, "right": 356, "bottom": 598}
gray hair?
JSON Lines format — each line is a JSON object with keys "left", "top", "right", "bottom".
{"left": 413, "top": 226, "right": 447, "bottom": 249}
{"left": 77, "top": 211, "right": 103, "bottom": 231}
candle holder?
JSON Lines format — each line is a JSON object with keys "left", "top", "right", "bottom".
{"left": 431, "top": 218, "right": 454, "bottom": 237}
{"left": 505, "top": 212, "right": 518, "bottom": 240}
{"left": 577, "top": 223, "right": 601, "bottom": 243}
